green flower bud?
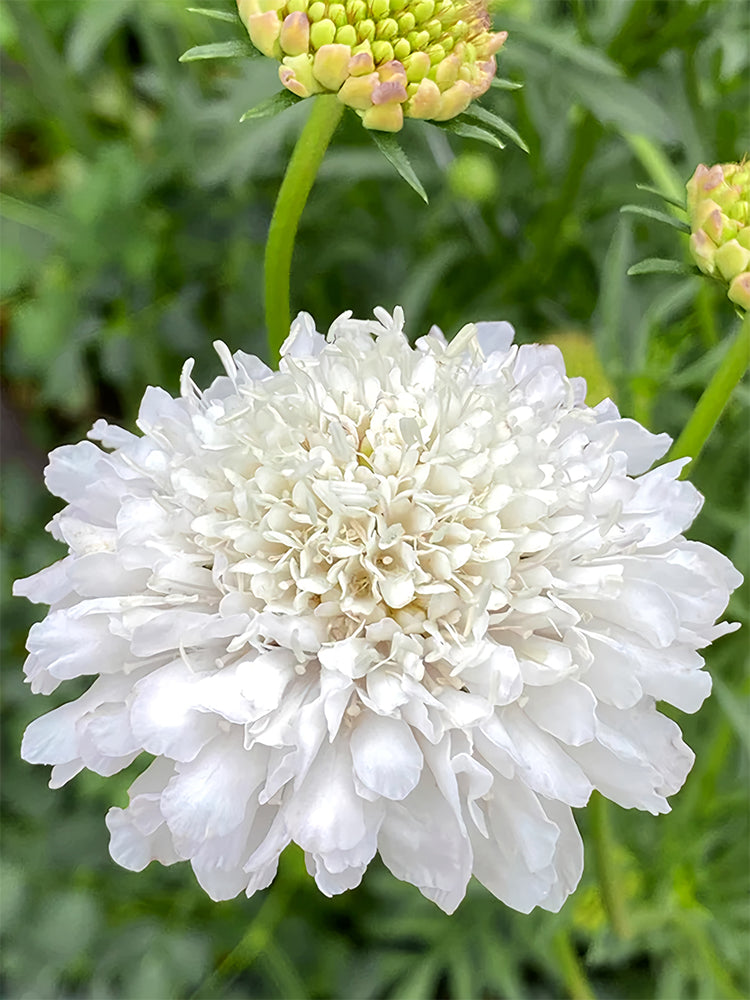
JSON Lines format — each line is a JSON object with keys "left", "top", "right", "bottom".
{"left": 447, "top": 150, "right": 498, "bottom": 204}
{"left": 687, "top": 160, "right": 750, "bottom": 311}
{"left": 237, "top": 0, "right": 506, "bottom": 130}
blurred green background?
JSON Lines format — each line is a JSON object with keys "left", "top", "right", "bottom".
{"left": 1, "top": 1, "right": 748, "bottom": 998}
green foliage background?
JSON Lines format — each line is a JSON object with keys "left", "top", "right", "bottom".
{"left": 1, "top": 1, "right": 748, "bottom": 997}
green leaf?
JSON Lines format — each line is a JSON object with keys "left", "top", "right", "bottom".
{"left": 432, "top": 119, "right": 505, "bottom": 150}
{"left": 369, "top": 131, "right": 428, "bottom": 203}
{"left": 178, "top": 39, "right": 257, "bottom": 61}
{"left": 490, "top": 77, "right": 523, "bottom": 90}
{"left": 462, "top": 106, "right": 529, "bottom": 152}
{"left": 620, "top": 204, "right": 691, "bottom": 232}
{"left": 240, "top": 90, "right": 301, "bottom": 122}
{"left": 187, "top": 7, "right": 241, "bottom": 23}
{"left": 635, "top": 183, "right": 686, "bottom": 210}
{"left": 627, "top": 257, "right": 695, "bottom": 276}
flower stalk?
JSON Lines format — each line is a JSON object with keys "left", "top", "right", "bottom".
{"left": 589, "top": 792, "right": 631, "bottom": 940}
{"left": 553, "top": 930, "right": 595, "bottom": 1000}
{"left": 265, "top": 94, "right": 344, "bottom": 362}
{"left": 669, "top": 310, "right": 750, "bottom": 476}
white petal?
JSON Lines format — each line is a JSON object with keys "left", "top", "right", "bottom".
{"left": 350, "top": 714, "right": 423, "bottom": 800}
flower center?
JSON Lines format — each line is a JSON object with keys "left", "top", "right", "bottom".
{"left": 191, "top": 341, "right": 522, "bottom": 653}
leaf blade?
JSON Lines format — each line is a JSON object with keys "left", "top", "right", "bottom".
{"left": 432, "top": 119, "right": 505, "bottom": 149}
{"left": 620, "top": 204, "right": 691, "bottom": 232}
{"left": 240, "top": 90, "right": 301, "bottom": 122}
{"left": 369, "top": 130, "right": 428, "bottom": 203}
{"left": 186, "top": 7, "right": 241, "bottom": 23}
{"left": 462, "top": 106, "right": 529, "bottom": 152}
{"left": 627, "top": 257, "right": 695, "bottom": 276}
{"left": 179, "top": 39, "right": 257, "bottom": 61}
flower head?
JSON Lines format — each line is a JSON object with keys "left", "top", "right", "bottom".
{"left": 16, "top": 310, "right": 741, "bottom": 913}
{"left": 687, "top": 160, "right": 750, "bottom": 311}
{"left": 237, "top": 0, "right": 506, "bottom": 131}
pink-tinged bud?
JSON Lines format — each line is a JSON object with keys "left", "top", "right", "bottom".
{"left": 714, "top": 239, "right": 750, "bottom": 283}
{"left": 248, "top": 10, "right": 282, "bottom": 56}
{"left": 280, "top": 11, "right": 311, "bottom": 56}
{"left": 237, "top": 0, "right": 261, "bottom": 28}
{"left": 434, "top": 79, "right": 471, "bottom": 120}
{"left": 348, "top": 50, "right": 375, "bottom": 75}
{"left": 313, "top": 43, "right": 352, "bottom": 90}
{"left": 279, "top": 54, "right": 322, "bottom": 97}
{"left": 372, "top": 78, "right": 408, "bottom": 104}
{"left": 487, "top": 30, "right": 507, "bottom": 55}
{"left": 729, "top": 271, "right": 750, "bottom": 311}
{"left": 362, "top": 102, "right": 404, "bottom": 131}
{"left": 689, "top": 230, "right": 717, "bottom": 276}
{"left": 433, "top": 52, "right": 459, "bottom": 89}
{"left": 404, "top": 77, "right": 441, "bottom": 118}
{"left": 377, "top": 59, "right": 407, "bottom": 84}
{"left": 687, "top": 160, "right": 750, "bottom": 309}
{"left": 337, "top": 72, "right": 379, "bottom": 109}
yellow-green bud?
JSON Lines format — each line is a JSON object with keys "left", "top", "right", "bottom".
{"left": 237, "top": 0, "right": 506, "bottom": 130}
{"left": 313, "top": 43, "right": 352, "bottom": 88}
{"left": 310, "top": 17, "right": 337, "bottom": 46}
{"left": 687, "top": 160, "right": 750, "bottom": 311}
{"left": 447, "top": 150, "right": 499, "bottom": 204}
{"left": 336, "top": 23, "right": 358, "bottom": 45}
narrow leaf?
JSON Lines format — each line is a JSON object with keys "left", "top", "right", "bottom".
{"left": 635, "top": 184, "right": 686, "bottom": 210}
{"left": 433, "top": 119, "right": 505, "bottom": 150}
{"left": 179, "top": 39, "right": 257, "bottom": 61}
{"left": 491, "top": 77, "right": 523, "bottom": 90}
{"left": 462, "top": 106, "right": 529, "bottom": 152}
{"left": 187, "top": 7, "right": 241, "bottom": 23}
{"left": 240, "top": 90, "right": 300, "bottom": 122}
{"left": 627, "top": 258, "right": 695, "bottom": 276}
{"left": 620, "top": 204, "right": 691, "bottom": 233}
{"left": 369, "top": 131, "right": 428, "bottom": 203}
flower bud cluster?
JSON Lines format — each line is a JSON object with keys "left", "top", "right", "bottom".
{"left": 687, "top": 160, "right": 750, "bottom": 311}
{"left": 237, "top": 0, "right": 506, "bottom": 131}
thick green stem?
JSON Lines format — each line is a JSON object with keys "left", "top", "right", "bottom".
{"left": 264, "top": 95, "right": 344, "bottom": 363}
{"left": 589, "top": 792, "right": 631, "bottom": 940}
{"left": 668, "top": 311, "right": 750, "bottom": 476}
{"left": 553, "top": 930, "right": 596, "bottom": 1000}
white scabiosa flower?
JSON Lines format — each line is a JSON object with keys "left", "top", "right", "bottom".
{"left": 15, "top": 309, "right": 741, "bottom": 914}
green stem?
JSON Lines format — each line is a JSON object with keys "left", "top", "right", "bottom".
{"left": 589, "top": 792, "right": 631, "bottom": 940}
{"left": 190, "top": 885, "right": 290, "bottom": 999}
{"left": 668, "top": 311, "right": 750, "bottom": 476}
{"left": 264, "top": 94, "right": 344, "bottom": 363}
{"left": 553, "top": 930, "right": 595, "bottom": 1000}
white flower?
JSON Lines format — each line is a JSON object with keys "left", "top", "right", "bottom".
{"left": 15, "top": 308, "right": 741, "bottom": 914}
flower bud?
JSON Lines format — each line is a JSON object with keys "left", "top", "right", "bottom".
{"left": 686, "top": 160, "right": 750, "bottom": 310}
{"left": 237, "top": 0, "right": 507, "bottom": 130}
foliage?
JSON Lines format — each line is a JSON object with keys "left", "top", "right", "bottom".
{"left": 1, "top": 1, "right": 748, "bottom": 997}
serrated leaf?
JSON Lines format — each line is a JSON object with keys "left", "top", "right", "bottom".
{"left": 369, "top": 131, "right": 428, "bottom": 203}
{"left": 240, "top": 90, "right": 300, "bottom": 122}
{"left": 491, "top": 77, "right": 523, "bottom": 90}
{"left": 635, "top": 184, "right": 687, "bottom": 210}
{"left": 433, "top": 119, "right": 505, "bottom": 150}
{"left": 620, "top": 204, "right": 691, "bottom": 232}
{"left": 462, "top": 106, "right": 529, "bottom": 152}
{"left": 179, "top": 39, "right": 257, "bottom": 62}
{"left": 627, "top": 258, "right": 695, "bottom": 276}
{"left": 187, "top": 7, "right": 241, "bottom": 23}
